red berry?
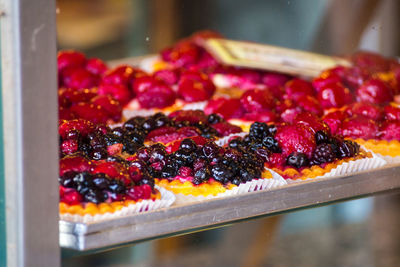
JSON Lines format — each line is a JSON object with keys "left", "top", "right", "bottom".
{"left": 85, "top": 58, "right": 108, "bottom": 76}
{"left": 295, "top": 112, "right": 330, "bottom": 134}
{"left": 61, "top": 139, "right": 79, "bottom": 155}
{"left": 317, "top": 83, "right": 353, "bottom": 109}
{"left": 132, "top": 75, "right": 157, "bottom": 95}
{"left": 91, "top": 95, "right": 122, "bottom": 122}
{"left": 70, "top": 103, "right": 109, "bottom": 124}
{"left": 178, "top": 167, "right": 193, "bottom": 177}
{"left": 322, "top": 111, "right": 346, "bottom": 135}
{"left": 205, "top": 98, "right": 244, "bottom": 119}
{"left": 59, "top": 155, "right": 91, "bottom": 176}
{"left": 59, "top": 107, "right": 75, "bottom": 120}
{"left": 242, "top": 110, "right": 277, "bottom": 123}
{"left": 107, "top": 143, "right": 123, "bottom": 156}
{"left": 128, "top": 166, "right": 143, "bottom": 183}
{"left": 284, "top": 78, "right": 315, "bottom": 101}
{"left": 178, "top": 71, "right": 216, "bottom": 102}
{"left": 295, "top": 95, "right": 323, "bottom": 116}
{"left": 338, "top": 116, "right": 378, "bottom": 139}
{"left": 167, "top": 42, "right": 200, "bottom": 68}
{"left": 356, "top": 78, "right": 393, "bottom": 104}
{"left": 169, "top": 110, "right": 208, "bottom": 124}
{"left": 59, "top": 88, "right": 98, "bottom": 105}
{"left": 137, "top": 83, "right": 176, "bottom": 109}
{"left": 351, "top": 51, "right": 390, "bottom": 74}
{"left": 343, "top": 66, "right": 370, "bottom": 90}
{"left": 312, "top": 73, "right": 342, "bottom": 93}
{"left": 267, "top": 153, "right": 286, "bottom": 168}
{"left": 153, "top": 69, "right": 180, "bottom": 86}
{"left": 240, "top": 89, "right": 275, "bottom": 112}
{"left": 62, "top": 68, "right": 98, "bottom": 90}
{"left": 91, "top": 161, "right": 131, "bottom": 186}
{"left": 102, "top": 65, "right": 146, "bottom": 86}
{"left": 345, "top": 103, "right": 383, "bottom": 121}
{"left": 58, "top": 50, "right": 86, "bottom": 73}
{"left": 275, "top": 124, "right": 316, "bottom": 158}
{"left": 378, "top": 121, "right": 400, "bottom": 141}
{"left": 384, "top": 105, "right": 400, "bottom": 121}
{"left": 211, "top": 122, "right": 242, "bottom": 136}
{"left": 59, "top": 119, "right": 94, "bottom": 139}
{"left": 98, "top": 83, "right": 132, "bottom": 106}
{"left": 261, "top": 72, "right": 290, "bottom": 87}
{"left": 61, "top": 189, "right": 82, "bottom": 205}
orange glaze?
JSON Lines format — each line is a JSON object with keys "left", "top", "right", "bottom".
{"left": 270, "top": 150, "right": 372, "bottom": 180}
{"left": 155, "top": 170, "right": 273, "bottom": 197}
{"left": 59, "top": 190, "right": 161, "bottom": 216}
{"left": 352, "top": 138, "right": 400, "bottom": 157}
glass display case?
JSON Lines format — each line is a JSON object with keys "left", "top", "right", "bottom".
{"left": 2, "top": 0, "right": 400, "bottom": 266}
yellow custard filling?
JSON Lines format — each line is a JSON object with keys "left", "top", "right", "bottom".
{"left": 352, "top": 138, "right": 400, "bottom": 157}
{"left": 271, "top": 150, "right": 372, "bottom": 180}
{"left": 155, "top": 170, "right": 273, "bottom": 197}
{"left": 59, "top": 191, "right": 161, "bottom": 216}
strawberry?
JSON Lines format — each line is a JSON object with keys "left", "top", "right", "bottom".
{"left": 59, "top": 119, "right": 94, "bottom": 139}
{"left": 338, "top": 116, "right": 378, "bottom": 139}
{"left": 85, "top": 58, "right": 108, "bottom": 76}
{"left": 97, "top": 83, "right": 132, "bottom": 106}
{"left": 317, "top": 82, "right": 353, "bottom": 109}
{"left": 91, "top": 161, "right": 131, "bottom": 186}
{"left": 377, "top": 121, "right": 400, "bottom": 141}
{"left": 153, "top": 69, "right": 180, "bottom": 86}
{"left": 91, "top": 95, "right": 122, "bottom": 122}
{"left": 62, "top": 68, "right": 98, "bottom": 90}
{"left": 137, "top": 83, "right": 176, "bottom": 109}
{"left": 132, "top": 75, "right": 157, "bottom": 95}
{"left": 59, "top": 88, "right": 98, "bottom": 105}
{"left": 294, "top": 112, "right": 330, "bottom": 134}
{"left": 312, "top": 73, "right": 342, "bottom": 93}
{"left": 275, "top": 124, "right": 316, "bottom": 158}
{"left": 351, "top": 51, "right": 390, "bottom": 74}
{"left": 166, "top": 42, "right": 200, "bottom": 68}
{"left": 169, "top": 110, "right": 208, "bottom": 124}
{"left": 178, "top": 70, "right": 216, "bottom": 101}
{"left": 345, "top": 103, "right": 383, "bottom": 121}
{"left": 240, "top": 89, "right": 275, "bottom": 112}
{"left": 284, "top": 78, "right": 315, "bottom": 100}
{"left": 205, "top": 98, "right": 244, "bottom": 119}
{"left": 146, "top": 126, "right": 201, "bottom": 144}
{"left": 384, "top": 105, "right": 400, "bottom": 121}
{"left": 261, "top": 72, "right": 290, "bottom": 88}
{"left": 59, "top": 107, "right": 75, "bottom": 121}
{"left": 58, "top": 50, "right": 86, "bottom": 73}
{"left": 267, "top": 153, "right": 286, "bottom": 168}
{"left": 295, "top": 95, "right": 323, "bottom": 116}
{"left": 59, "top": 155, "right": 91, "bottom": 176}
{"left": 342, "top": 66, "right": 370, "bottom": 90}
{"left": 356, "top": 78, "right": 393, "bottom": 104}
{"left": 211, "top": 122, "right": 241, "bottom": 136}
{"left": 242, "top": 110, "right": 277, "bottom": 123}
{"left": 102, "top": 65, "right": 146, "bottom": 86}
{"left": 70, "top": 103, "right": 109, "bottom": 124}
{"left": 322, "top": 111, "right": 346, "bottom": 135}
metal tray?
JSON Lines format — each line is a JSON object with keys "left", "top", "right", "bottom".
{"left": 60, "top": 164, "right": 400, "bottom": 251}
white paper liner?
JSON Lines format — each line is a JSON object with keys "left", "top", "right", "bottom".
{"left": 286, "top": 149, "right": 387, "bottom": 184}
{"left": 180, "top": 101, "right": 208, "bottom": 111}
{"left": 172, "top": 169, "right": 287, "bottom": 204}
{"left": 215, "top": 132, "right": 248, "bottom": 146}
{"left": 59, "top": 186, "right": 175, "bottom": 223}
{"left": 375, "top": 154, "right": 400, "bottom": 165}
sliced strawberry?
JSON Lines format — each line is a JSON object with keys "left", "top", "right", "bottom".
{"left": 205, "top": 98, "right": 244, "bottom": 119}
{"left": 275, "top": 124, "right": 316, "bottom": 158}
{"left": 146, "top": 126, "right": 176, "bottom": 141}
{"left": 59, "top": 155, "right": 91, "bottom": 176}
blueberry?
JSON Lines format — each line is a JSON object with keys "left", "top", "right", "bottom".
{"left": 83, "top": 189, "right": 105, "bottom": 204}
{"left": 231, "top": 177, "right": 242, "bottom": 186}
{"left": 161, "top": 166, "right": 177, "bottom": 178}
{"left": 211, "top": 164, "right": 234, "bottom": 182}
{"left": 207, "top": 113, "right": 222, "bottom": 124}
{"left": 200, "top": 126, "right": 219, "bottom": 138}
{"left": 123, "top": 141, "right": 138, "bottom": 155}
{"left": 228, "top": 138, "right": 242, "bottom": 149}
{"left": 142, "top": 118, "right": 156, "bottom": 132}
{"left": 179, "top": 138, "right": 197, "bottom": 151}
{"left": 262, "top": 136, "right": 281, "bottom": 153}
{"left": 239, "top": 168, "right": 259, "bottom": 181}
{"left": 139, "top": 176, "right": 155, "bottom": 188}
{"left": 123, "top": 117, "right": 145, "bottom": 131}
{"left": 154, "top": 114, "right": 170, "bottom": 128}
{"left": 193, "top": 167, "right": 211, "bottom": 185}
{"left": 103, "top": 133, "right": 122, "bottom": 146}
{"left": 112, "top": 127, "right": 125, "bottom": 137}
{"left": 315, "top": 130, "right": 330, "bottom": 144}
{"left": 174, "top": 149, "right": 195, "bottom": 166}
{"left": 108, "top": 181, "right": 126, "bottom": 194}
{"left": 91, "top": 148, "right": 108, "bottom": 160}
{"left": 59, "top": 171, "right": 77, "bottom": 188}
{"left": 106, "top": 155, "right": 126, "bottom": 165}
{"left": 72, "top": 172, "right": 91, "bottom": 184}
{"left": 92, "top": 174, "right": 111, "bottom": 190}
{"left": 149, "top": 146, "right": 167, "bottom": 163}
{"left": 286, "top": 152, "right": 309, "bottom": 168}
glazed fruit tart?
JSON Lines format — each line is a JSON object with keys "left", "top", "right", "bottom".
{"left": 126, "top": 137, "right": 286, "bottom": 203}
{"left": 58, "top": 155, "right": 175, "bottom": 223}
{"left": 222, "top": 117, "right": 386, "bottom": 181}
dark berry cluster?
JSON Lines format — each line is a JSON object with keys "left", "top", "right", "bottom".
{"left": 132, "top": 138, "right": 264, "bottom": 186}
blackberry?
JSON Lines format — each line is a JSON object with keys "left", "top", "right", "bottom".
{"left": 228, "top": 138, "right": 242, "bottom": 149}
{"left": 223, "top": 149, "right": 242, "bottom": 162}
{"left": 266, "top": 124, "right": 277, "bottom": 136}
{"left": 202, "top": 142, "right": 219, "bottom": 158}
{"left": 262, "top": 136, "right": 281, "bottom": 153}
{"left": 207, "top": 113, "right": 222, "bottom": 124}
{"left": 249, "top": 122, "right": 269, "bottom": 140}
{"left": 286, "top": 152, "right": 309, "bottom": 168}
{"left": 193, "top": 167, "right": 211, "bottom": 185}
{"left": 315, "top": 130, "right": 330, "bottom": 144}
{"left": 312, "top": 143, "right": 336, "bottom": 164}
{"left": 89, "top": 136, "right": 106, "bottom": 150}
{"left": 91, "top": 148, "right": 107, "bottom": 160}
{"left": 59, "top": 171, "right": 77, "bottom": 188}
{"left": 161, "top": 165, "right": 177, "bottom": 178}
{"left": 338, "top": 140, "right": 360, "bottom": 158}
{"left": 179, "top": 138, "right": 197, "bottom": 151}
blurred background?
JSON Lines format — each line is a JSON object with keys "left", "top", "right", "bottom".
{"left": 59, "top": 0, "right": 400, "bottom": 266}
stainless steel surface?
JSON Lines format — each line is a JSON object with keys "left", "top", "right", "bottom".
{"left": 1, "top": 0, "right": 59, "bottom": 266}
{"left": 60, "top": 164, "right": 400, "bottom": 251}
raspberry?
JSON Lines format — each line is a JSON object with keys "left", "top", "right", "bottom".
{"left": 137, "top": 83, "right": 176, "bottom": 109}
{"left": 240, "top": 89, "right": 275, "bottom": 112}
{"left": 295, "top": 113, "right": 330, "bottom": 134}
{"left": 59, "top": 155, "right": 91, "bottom": 176}
{"left": 178, "top": 71, "right": 216, "bottom": 102}
{"left": 97, "top": 83, "right": 132, "bottom": 106}
{"left": 70, "top": 103, "right": 109, "bottom": 124}
{"left": 384, "top": 105, "right": 400, "bottom": 121}
{"left": 91, "top": 95, "right": 122, "bottom": 122}
{"left": 377, "top": 121, "right": 400, "bottom": 141}
{"left": 356, "top": 78, "right": 393, "bottom": 104}
{"left": 312, "top": 73, "right": 342, "bottom": 93}
{"left": 275, "top": 124, "right": 316, "bottom": 158}
{"left": 61, "top": 139, "right": 79, "bottom": 155}
{"left": 284, "top": 78, "right": 315, "bottom": 100}
{"left": 85, "top": 58, "right": 108, "bottom": 76}
{"left": 58, "top": 50, "right": 86, "bottom": 73}
{"left": 311, "top": 143, "right": 336, "bottom": 164}
{"left": 338, "top": 116, "right": 378, "bottom": 139}
{"left": 132, "top": 75, "right": 157, "bottom": 95}
{"left": 102, "top": 65, "right": 145, "bottom": 86}
{"left": 317, "top": 82, "right": 353, "bottom": 109}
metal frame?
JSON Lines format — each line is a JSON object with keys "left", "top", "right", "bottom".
{"left": 60, "top": 164, "right": 400, "bottom": 251}
{"left": 1, "top": 0, "right": 59, "bottom": 266}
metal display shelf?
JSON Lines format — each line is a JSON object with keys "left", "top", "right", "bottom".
{"left": 60, "top": 163, "right": 400, "bottom": 251}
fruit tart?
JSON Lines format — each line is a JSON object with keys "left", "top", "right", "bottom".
{"left": 224, "top": 117, "right": 385, "bottom": 181}
{"left": 126, "top": 137, "right": 285, "bottom": 203}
